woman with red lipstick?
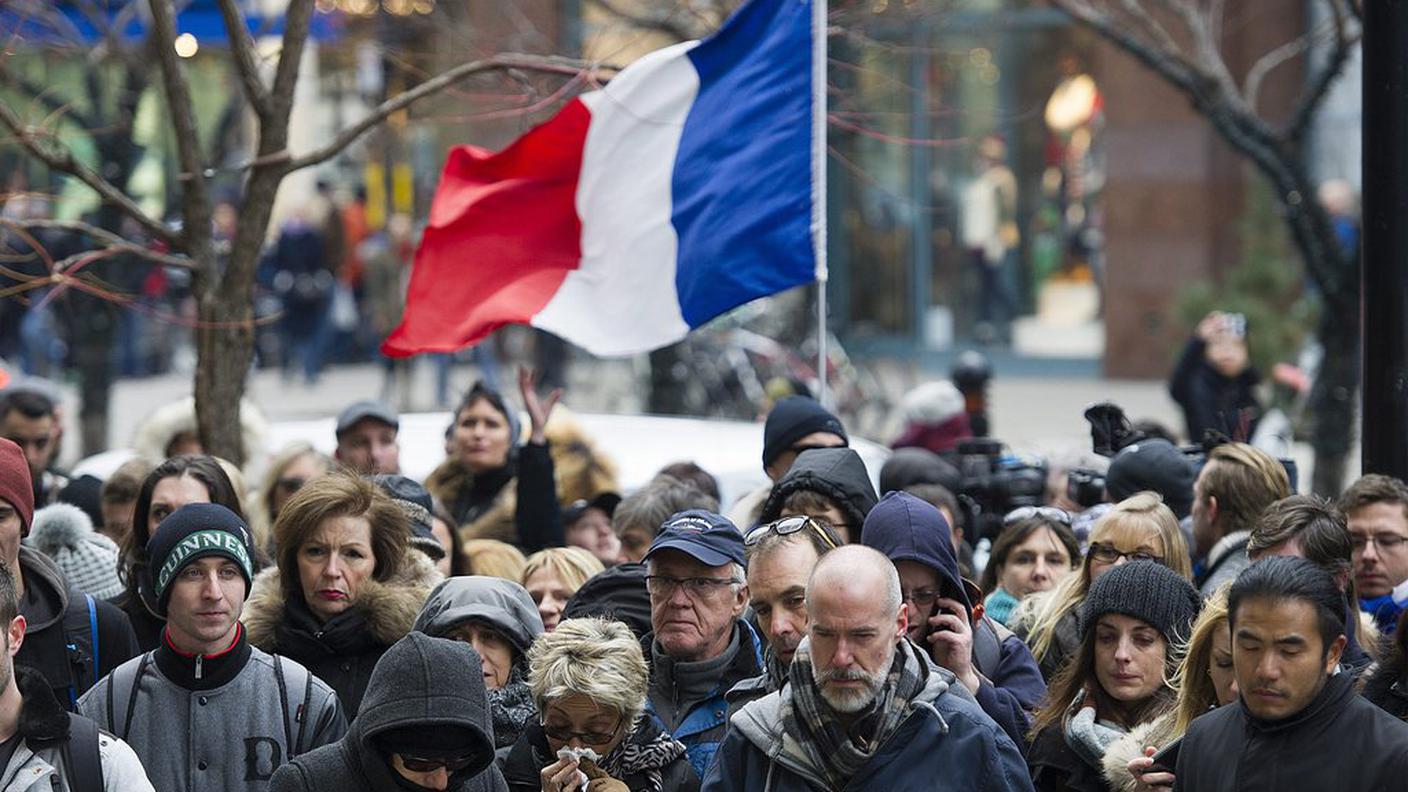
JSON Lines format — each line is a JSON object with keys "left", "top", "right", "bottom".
{"left": 1027, "top": 562, "right": 1201, "bottom": 792}
{"left": 243, "top": 473, "right": 442, "bottom": 715}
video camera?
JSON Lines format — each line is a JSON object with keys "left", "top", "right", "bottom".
{"left": 954, "top": 438, "right": 1048, "bottom": 542}
{"left": 1064, "top": 402, "right": 1144, "bottom": 509}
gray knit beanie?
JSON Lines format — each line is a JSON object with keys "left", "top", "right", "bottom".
{"left": 1080, "top": 561, "right": 1202, "bottom": 644}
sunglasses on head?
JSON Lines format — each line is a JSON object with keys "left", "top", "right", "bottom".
{"left": 397, "top": 753, "right": 482, "bottom": 773}
{"left": 1003, "top": 506, "right": 1072, "bottom": 527}
{"left": 744, "top": 515, "right": 841, "bottom": 550}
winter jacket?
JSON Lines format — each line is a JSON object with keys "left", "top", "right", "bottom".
{"left": 860, "top": 492, "right": 1045, "bottom": 748}
{"left": 0, "top": 666, "right": 153, "bottom": 792}
{"left": 1168, "top": 337, "right": 1261, "bottom": 444}
{"left": 413, "top": 577, "right": 545, "bottom": 752}
{"left": 702, "top": 653, "right": 1033, "bottom": 792}
{"left": 1363, "top": 651, "right": 1408, "bottom": 721}
{"left": 645, "top": 621, "right": 765, "bottom": 780}
{"left": 242, "top": 549, "right": 441, "bottom": 715}
{"left": 1027, "top": 721, "right": 1114, "bottom": 792}
{"left": 269, "top": 633, "right": 507, "bottom": 792}
{"left": 502, "top": 718, "right": 700, "bottom": 792}
{"left": 16, "top": 546, "right": 139, "bottom": 711}
{"left": 1196, "top": 530, "right": 1250, "bottom": 597}
{"left": 562, "top": 562, "right": 652, "bottom": 640}
{"left": 426, "top": 408, "right": 618, "bottom": 553}
{"left": 1011, "top": 597, "right": 1080, "bottom": 683}
{"left": 1175, "top": 672, "right": 1408, "bottom": 792}
{"left": 758, "top": 448, "right": 878, "bottom": 535}
{"left": 131, "top": 396, "right": 269, "bottom": 480}
{"left": 76, "top": 627, "right": 347, "bottom": 792}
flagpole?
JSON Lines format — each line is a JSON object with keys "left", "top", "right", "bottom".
{"left": 813, "top": 0, "right": 829, "bottom": 409}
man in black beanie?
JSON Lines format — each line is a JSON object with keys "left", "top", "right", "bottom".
{"left": 78, "top": 503, "right": 346, "bottom": 791}
{"left": 1105, "top": 439, "right": 1197, "bottom": 520}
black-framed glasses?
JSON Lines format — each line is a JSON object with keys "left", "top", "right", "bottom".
{"left": 541, "top": 713, "right": 625, "bottom": 746}
{"left": 1087, "top": 542, "right": 1163, "bottom": 565}
{"left": 1004, "top": 506, "right": 1072, "bottom": 527}
{"left": 644, "top": 575, "right": 737, "bottom": 598}
{"left": 397, "top": 753, "right": 482, "bottom": 773}
{"left": 744, "top": 515, "right": 841, "bottom": 550}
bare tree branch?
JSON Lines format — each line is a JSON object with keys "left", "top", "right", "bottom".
{"left": 280, "top": 54, "right": 613, "bottom": 173}
{"left": 269, "top": 0, "right": 315, "bottom": 122}
{"left": 0, "top": 219, "right": 195, "bottom": 270}
{"left": 0, "top": 100, "right": 176, "bottom": 246}
{"left": 215, "top": 0, "right": 271, "bottom": 118}
{"left": 0, "top": 66, "right": 96, "bottom": 131}
{"left": 147, "top": 0, "right": 212, "bottom": 257}
{"left": 1285, "top": 0, "right": 1359, "bottom": 142}
{"left": 1244, "top": 17, "right": 1338, "bottom": 112}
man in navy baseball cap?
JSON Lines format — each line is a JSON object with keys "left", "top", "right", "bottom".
{"left": 641, "top": 510, "right": 762, "bottom": 776}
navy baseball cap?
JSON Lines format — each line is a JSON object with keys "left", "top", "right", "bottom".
{"left": 643, "top": 510, "right": 745, "bottom": 567}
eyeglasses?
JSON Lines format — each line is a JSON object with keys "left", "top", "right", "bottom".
{"left": 397, "top": 753, "right": 482, "bottom": 773}
{"left": 902, "top": 587, "right": 941, "bottom": 608}
{"left": 1004, "top": 506, "right": 1072, "bottom": 526}
{"left": 1351, "top": 533, "right": 1408, "bottom": 552}
{"left": 541, "top": 714, "right": 625, "bottom": 746}
{"left": 1087, "top": 542, "right": 1163, "bottom": 565}
{"left": 744, "top": 516, "right": 841, "bottom": 550}
{"left": 644, "top": 575, "right": 737, "bottom": 598}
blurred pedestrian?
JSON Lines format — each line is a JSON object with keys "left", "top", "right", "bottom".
{"left": 963, "top": 134, "right": 1020, "bottom": 341}
{"left": 615, "top": 477, "right": 718, "bottom": 565}
{"left": 333, "top": 400, "right": 401, "bottom": 476}
{"left": 728, "top": 397, "right": 848, "bottom": 529}
{"left": 249, "top": 443, "right": 332, "bottom": 555}
{"left": 1169, "top": 311, "right": 1261, "bottom": 444}
{"left": 0, "top": 385, "right": 64, "bottom": 507}
{"left": 243, "top": 473, "right": 440, "bottom": 715}
{"left": 563, "top": 493, "right": 622, "bottom": 568}
{"left": 99, "top": 457, "right": 152, "bottom": 546}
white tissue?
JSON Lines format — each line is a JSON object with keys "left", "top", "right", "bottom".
{"left": 557, "top": 747, "right": 602, "bottom": 789}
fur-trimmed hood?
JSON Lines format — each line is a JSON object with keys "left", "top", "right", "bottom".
{"left": 427, "top": 406, "right": 618, "bottom": 544}
{"left": 132, "top": 395, "right": 270, "bottom": 475}
{"left": 1101, "top": 711, "right": 1179, "bottom": 792}
{"left": 242, "top": 547, "right": 443, "bottom": 652}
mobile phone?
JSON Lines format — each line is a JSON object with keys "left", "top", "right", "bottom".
{"left": 1223, "top": 313, "right": 1247, "bottom": 339}
{"left": 1148, "top": 737, "right": 1182, "bottom": 773}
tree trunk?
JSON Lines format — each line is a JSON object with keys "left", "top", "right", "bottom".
{"left": 193, "top": 284, "right": 256, "bottom": 466}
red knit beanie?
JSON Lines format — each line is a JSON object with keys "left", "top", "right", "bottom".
{"left": 0, "top": 439, "right": 34, "bottom": 536}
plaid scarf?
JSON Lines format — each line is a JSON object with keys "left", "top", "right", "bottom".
{"left": 783, "top": 638, "right": 928, "bottom": 790}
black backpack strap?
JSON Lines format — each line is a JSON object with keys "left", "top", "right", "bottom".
{"left": 61, "top": 712, "right": 104, "bottom": 792}
{"left": 59, "top": 592, "right": 100, "bottom": 711}
{"left": 272, "top": 654, "right": 295, "bottom": 759}
{"left": 110, "top": 652, "right": 151, "bottom": 742}
{"left": 295, "top": 664, "right": 312, "bottom": 756}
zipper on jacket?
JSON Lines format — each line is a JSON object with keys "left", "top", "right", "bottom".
{"left": 195, "top": 653, "right": 203, "bottom": 680}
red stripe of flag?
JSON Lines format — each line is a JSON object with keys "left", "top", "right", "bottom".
{"left": 382, "top": 99, "right": 591, "bottom": 357}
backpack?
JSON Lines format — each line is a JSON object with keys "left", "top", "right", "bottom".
{"left": 60, "top": 593, "right": 100, "bottom": 712}
{"left": 102, "top": 651, "right": 317, "bottom": 758}
{"left": 972, "top": 615, "right": 1013, "bottom": 680}
{"left": 59, "top": 712, "right": 104, "bottom": 792}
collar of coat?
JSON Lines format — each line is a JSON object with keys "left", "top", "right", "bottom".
{"left": 241, "top": 548, "right": 442, "bottom": 652}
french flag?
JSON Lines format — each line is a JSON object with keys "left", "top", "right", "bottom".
{"left": 383, "top": 0, "right": 824, "bottom": 357}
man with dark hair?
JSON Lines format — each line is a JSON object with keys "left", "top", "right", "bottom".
{"left": 1247, "top": 495, "right": 1369, "bottom": 672}
{"left": 656, "top": 461, "right": 721, "bottom": 502}
{"left": 1339, "top": 474, "right": 1408, "bottom": 633}
{"left": 1190, "top": 442, "right": 1292, "bottom": 595}
{"left": 79, "top": 503, "right": 346, "bottom": 790}
{"left": 728, "top": 397, "right": 849, "bottom": 529}
{"left": 0, "top": 386, "right": 63, "bottom": 507}
{"left": 0, "top": 561, "right": 154, "bottom": 790}
{"left": 727, "top": 515, "right": 839, "bottom": 712}
{"left": 1175, "top": 556, "right": 1408, "bottom": 791}
{"left": 613, "top": 475, "right": 718, "bottom": 564}
{"left": 333, "top": 400, "right": 400, "bottom": 475}
{"left": 0, "top": 438, "right": 138, "bottom": 711}
{"left": 758, "top": 448, "right": 878, "bottom": 544}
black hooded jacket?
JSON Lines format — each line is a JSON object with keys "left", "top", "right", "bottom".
{"left": 1168, "top": 337, "right": 1262, "bottom": 443}
{"left": 1175, "top": 672, "right": 1408, "bottom": 792}
{"left": 758, "top": 448, "right": 878, "bottom": 537}
{"left": 269, "top": 632, "right": 508, "bottom": 792}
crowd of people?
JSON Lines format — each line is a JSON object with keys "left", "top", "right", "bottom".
{"left": 0, "top": 356, "right": 1406, "bottom": 792}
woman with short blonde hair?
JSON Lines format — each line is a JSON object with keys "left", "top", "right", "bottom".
{"left": 503, "top": 618, "right": 699, "bottom": 791}
{"left": 1014, "top": 492, "right": 1193, "bottom": 681}
{"left": 522, "top": 547, "right": 605, "bottom": 632}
